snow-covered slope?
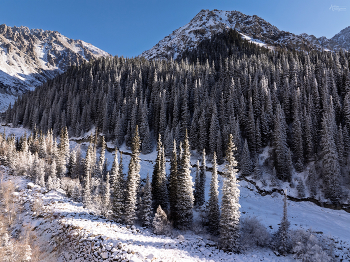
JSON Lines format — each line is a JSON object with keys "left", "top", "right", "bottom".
{"left": 140, "top": 9, "right": 349, "bottom": 60}
{"left": 0, "top": 24, "right": 109, "bottom": 111}
{"left": 4, "top": 156, "right": 350, "bottom": 261}
{"left": 332, "top": 26, "right": 350, "bottom": 50}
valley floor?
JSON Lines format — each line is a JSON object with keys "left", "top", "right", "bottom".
{"left": 1, "top": 125, "right": 350, "bottom": 261}
{"left": 3, "top": 167, "right": 350, "bottom": 261}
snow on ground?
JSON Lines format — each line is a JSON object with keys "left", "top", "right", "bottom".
{"left": 0, "top": 124, "right": 32, "bottom": 138}
{"left": 4, "top": 157, "right": 350, "bottom": 261}
{"left": 2, "top": 127, "right": 350, "bottom": 260}
{"left": 3, "top": 171, "right": 296, "bottom": 262}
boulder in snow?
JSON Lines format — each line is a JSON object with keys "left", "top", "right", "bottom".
{"left": 146, "top": 254, "right": 154, "bottom": 260}
{"left": 100, "top": 251, "right": 109, "bottom": 259}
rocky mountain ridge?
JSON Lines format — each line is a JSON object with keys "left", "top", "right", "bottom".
{"left": 140, "top": 9, "right": 349, "bottom": 60}
{"left": 0, "top": 24, "right": 109, "bottom": 111}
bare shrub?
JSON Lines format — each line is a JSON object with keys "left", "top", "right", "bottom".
{"left": 240, "top": 216, "right": 271, "bottom": 250}
{"left": 30, "top": 195, "right": 44, "bottom": 217}
{"left": 60, "top": 177, "right": 80, "bottom": 198}
{"left": 290, "top": 229, "right": 334, "bottom": 262}
{"left": 0, "top": 180, "right": 20, "bottom": 226}
{"left": 0, "top": 215, "right": 38, "bottom": 261}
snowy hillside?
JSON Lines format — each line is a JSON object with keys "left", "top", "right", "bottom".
{"left": 140, "top": 9, "right": 348, "bottom": 60}
{"left": 2, "top": 152, "right": 350, "bottom": 261}
{"left": 0, "top": 24, "right": 109, "bottom": 111}
{"left": 0, "top": 125, "right": 348, "bottom": 261}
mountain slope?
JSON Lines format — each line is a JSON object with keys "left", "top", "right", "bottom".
{"left": 140, "top": 9, "right": 348, "bottom": 60}
{"left": 332, "top": 26, "right": 350, "bottom": 50}
{"left": 0, "top": 24, "right": 109, "bottom": 111}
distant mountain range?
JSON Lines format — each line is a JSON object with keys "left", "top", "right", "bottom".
{"left": 140, "top": 9, "right": 350, "bottom": 60}
{"left": 0, "top": 24, "right": 109, "bottom": 111}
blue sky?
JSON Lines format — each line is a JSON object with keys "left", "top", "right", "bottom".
{"left": 0, "top": 0, "right": 349, "bottom": 57}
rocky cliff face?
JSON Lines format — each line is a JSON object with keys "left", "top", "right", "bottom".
{"left": 140, "top": 9, "right": 349, "bottom": 60}
{"left": 0, "top": 24, "right": 109, "bottom": 111}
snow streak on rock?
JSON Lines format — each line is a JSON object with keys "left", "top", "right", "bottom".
{"left": 0, "top": 24, "right": 109, "bottom": 111}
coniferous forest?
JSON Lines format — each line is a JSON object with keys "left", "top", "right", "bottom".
{"left": 5, "top": 29, "right": 350, "bottom": 206}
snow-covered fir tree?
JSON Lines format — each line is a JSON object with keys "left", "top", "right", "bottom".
{"left": 320, "top": 112, "right": 342, "bottom": 204}
{"left": 102, "top": 171, "right": 111, "bottom": 216}
{"left": 194, "top": 159, "right": 201, "bottom": 207}
{"left": 152, "top": 134, "right": 168, "bottom": 211}
{"left": 124, "top": 126, "right": 141, "bottom": 225}
{"left": 168, "top": 139, "right": 178, "bottom": 223}
{"left": 98, "top": 136, "right": 106, "bottom": 178}
{"left": 83, "top": 143, "right": 93, "bottom": 208}
{"left": 176, "top": 131, "right": 194, "bottom": 229}
{"left": 208, "top": 151, "right": 220, "bottom": 235}
{"left": 272, "top": 191, "right": 291, "bottom": 255}
{"left": 111, "top": 148, "right": 124, "bottom": 223}
{"left": 198, "top": 149, "right": 206, "bottom": 207}
{"left": 219, "top": 134, "right": 241, "bottom": 252}
{"left": 240, "top": 139, "right": 252, "bottom": 176}
{"left": 140, "top": 174, "right": 153, "bottom": 228}
{"left": 48, "top": 159, "right": 57, "bottom": 191}
{"left": 67, "top": 150, "right": 77, "bottom": 178}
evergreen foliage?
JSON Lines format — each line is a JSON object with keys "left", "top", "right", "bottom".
{"left": 208, "top": 152, "right": 220, "bottom": 235}
{"left": 111, "top": 148, "right": 124, "bottom": 223}
{"left": 219, "top": 134, "right": 241, "bottom": 252}
{"left": 124, "top": 126, "right": 141, "bottom": 225}
{"left": 152, "top": 134, "right": 168, "bottom": 211}
{"left": 272, "top": 191, "right": 291, "bottom": 255}
{"left": 140, "top": 174, "right": 153, "bottom": 228}
{"left": 168, "top": 139, "right": 178, "bottom": 223}
{"left": 176, "top": 131, "right": 194, "bottom": 230}
{"left": 240, "top": 139, "right": 252, "bottom": 176}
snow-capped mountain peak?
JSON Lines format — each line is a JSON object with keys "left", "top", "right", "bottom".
{"left": 140, "top": 9, "right": 350, "bottom": 60}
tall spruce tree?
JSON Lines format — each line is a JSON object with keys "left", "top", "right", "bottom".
{"left": 152, "top": 134, "right": 168, "bottom": 211}
{"left": 194, "top": 160, "right": 201, "bottom": 207}
{"left": 240, "top": 139, "right": 252, "bottom": 176}
{"left": 168, "top": 139, "right": 178, "bottom": 223}
{"left": 124, "top": 126, "right": 141, "bottom": 225}
{"left": 219, "top": 134, "right": 240, "bottom": 252}
{"left": 320, "top": 112, "right": 342, "bottom": 204}
{"left": 272, "top": 191, "right": 291, "bottom": 255}
{"left": 176, "top": 131, "right": 194, "bottom": 229}
{"left": 140, "top": 174, "right": 153, "bottom": 228}
{"left": 208, "top": 151, "right": 220, "bottom": 235}
{"left": 198, "top": 149, "right": 206, "bottom": 207}
{"left": 273, "top": 104, "right": 292, "bottom": 181}
{"left": 111, "top": 148, "right": 124, "bottom": 223}
{"left": 102, "top": 172, "right": 111, "bottom": 216}
{"left": 98, "top": 136, "right": 106, "bottom": 178}
{"left": 83, "top": 144, "right": 93, "bottom": 208}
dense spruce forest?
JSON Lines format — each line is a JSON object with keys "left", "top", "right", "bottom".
{"left": 5, "top": 29, "right": 350, "bottom": 205}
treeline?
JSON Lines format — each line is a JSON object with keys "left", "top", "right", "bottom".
{"left": 176, "top": 28, "right": 270, "bottom": 65}
{"left": 4, "top": 29, "right": 350, "bottom": 204}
